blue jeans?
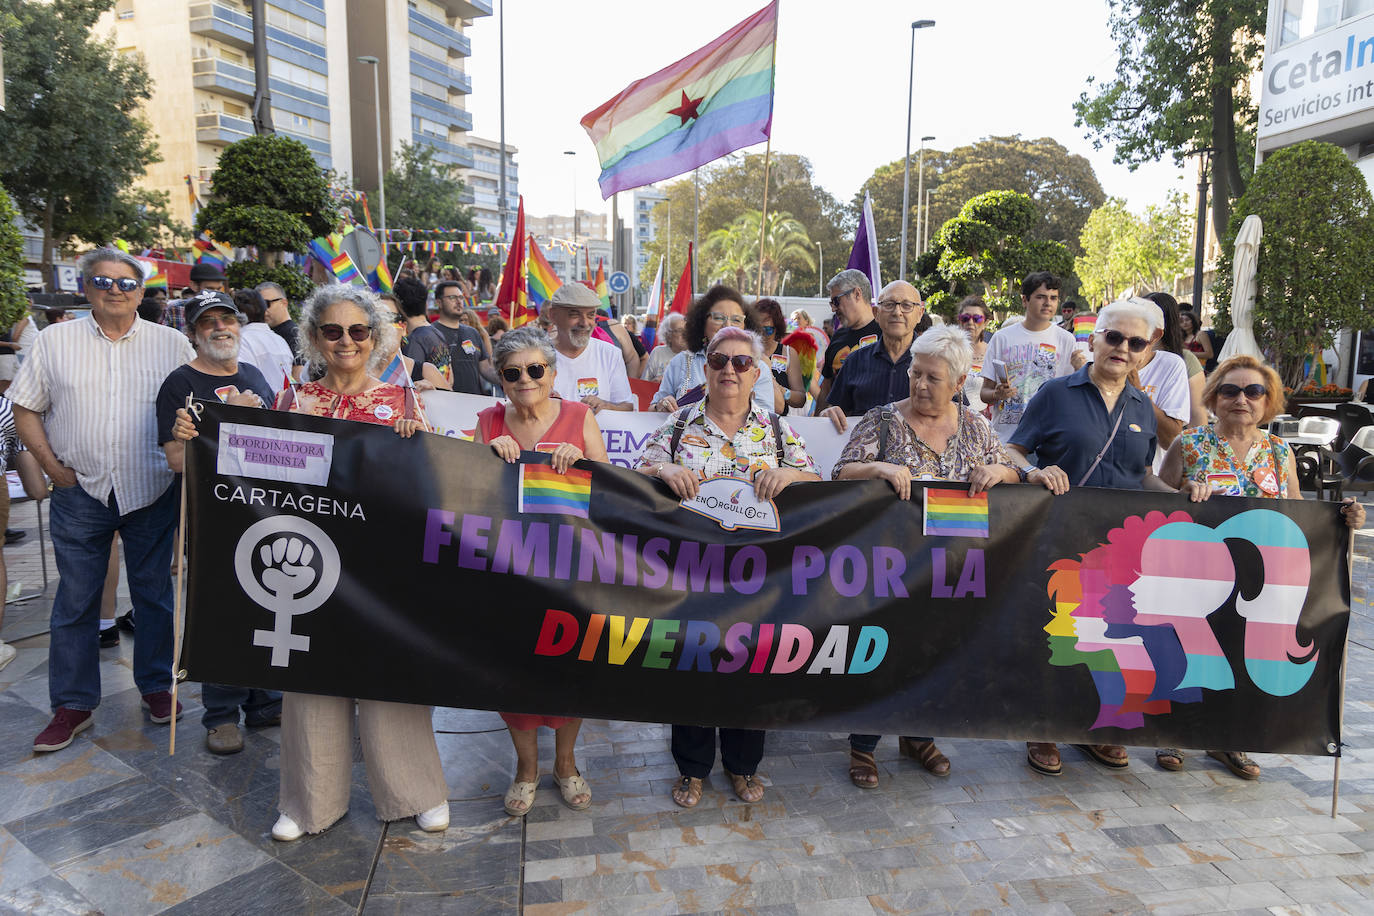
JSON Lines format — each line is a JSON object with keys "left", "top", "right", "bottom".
{"left": 48, "top": 484, "right": 178, "bottom": 711}
{"left": 202, "top": 684, "right": 282, "bottom": 729}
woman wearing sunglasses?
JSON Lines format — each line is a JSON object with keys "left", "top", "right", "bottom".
{"left": 636, "top": 326, "right": 821, "bottom": 808}
{"left": 1154, "top": 354, "right": 1365, "bottom": 780}
{"left": 266, "top": 285, "right": 449, "bottom": 841}
{"left": 1006, "top": 297, "right": 1178, "bottom": 777}
{"left": 954, "top": 296, "right": 992, "bottom": 415}
{"left": 752, "top": 298, "right": 810, "bottom": 414}
{"left": 474, "top": 326, "right": 608, "bottom": 817}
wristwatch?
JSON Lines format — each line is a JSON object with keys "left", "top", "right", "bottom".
{"left": 1016, "top": 465, "right": 1031, "bottom": 483}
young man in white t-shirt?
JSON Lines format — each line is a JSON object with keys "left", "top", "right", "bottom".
{"left": 980, "top": 272, "right": 1078, "bottom": 442}
{"left": 546, "top": 282, "right": 633, "bottom": 412}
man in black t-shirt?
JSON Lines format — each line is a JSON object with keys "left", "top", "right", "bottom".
{"left": 394, "top": 278, "right": 453, "bottom": 388}
{"left": 431, "top": 279, "right": 499, "bottom": 394}
{"left": 817, "top": 268, "right": 881, "bottom": 412}
{"left": 154, "top": 290, "right": 280, "bottom": 757}
{"left": 257, "top": 282, "right": 304, "bottom": 380}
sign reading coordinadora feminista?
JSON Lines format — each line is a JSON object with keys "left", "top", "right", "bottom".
{"left": 183, "top": 402, "right": 1351, "bottom": 757}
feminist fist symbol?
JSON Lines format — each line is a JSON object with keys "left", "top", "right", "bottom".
{"left": 260, "top": 537, "right": 318, "bottom": 600}
{"left": 236, "top": 517, "right": 340, "bottom": 668}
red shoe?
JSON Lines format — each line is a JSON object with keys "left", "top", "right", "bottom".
{"left": 34, "top": 708, "right": 93, "bottom": 752}
{"left": 141, "top": 691, "right": 184, "bottom": 724}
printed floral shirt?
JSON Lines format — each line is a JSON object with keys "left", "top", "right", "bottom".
{"left": 1179, "top": 426, "right": 1290, "bottom": 498}
{"left": 637, "top": 400, "right": 818, "bottom": 480}
{"left": 832, "top": 402, "right": 1018, "bottom": 481}
{"left": 285, "top": 381, "right": 429, "bottom": 431}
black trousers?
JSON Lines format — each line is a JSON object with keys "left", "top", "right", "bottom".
{"left": 671, "top": 725, "right": 765, "bottom": 778}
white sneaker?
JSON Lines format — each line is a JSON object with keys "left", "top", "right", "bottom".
{"left": 271, "top": 813, "right": 304, "bottom": 841}
{"left": 416, "top": 802, "right": 449, "bottom": 832}
{"left": 0, "top": 642, "right": 16, "bottom": 674}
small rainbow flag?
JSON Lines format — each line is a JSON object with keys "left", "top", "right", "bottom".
{"left": 527, "top": 236, "right": 561, "bottom": 308}
{"left": 1073, "top": 314, "right": 1097, "bottom": 343}
{"left": 519, "top": 464, "right": 592, "bottom": 519}
{"left": 922, "top": 487, "right": 990, "bottom": 538}
{"left": 330, "top": 250, "right": 367, "bottom": 286}
{"left": 370, "top": 255, "right": 394, "bottom": 294}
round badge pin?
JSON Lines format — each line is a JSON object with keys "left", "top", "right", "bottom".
{"left": 374, "top": 404, "right": 394, "bottom": 421}
{"left": 1128, "top": 423, "right": 1142, "bottom": 432}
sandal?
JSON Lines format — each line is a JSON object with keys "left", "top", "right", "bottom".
{"left": 725, "top": 769, "right": 764, "bottom": 803}
{"left": 1207, "top": 750, "right": 1260, "bottom": 780}
{"left": 1156, "top": 748, "right": 1185, "bottom": 772}
{"left": 1074, "top": 743, "right": 1130, "bottom": 768}
{"left": 671, "top": 775, "right": 703, "bottom": 808}
{"left": 1026, "top": 742, "right": 1062, "bottom": 776}
{"left": 849, "top": 749, "right": 879, "bottom": 789}
{"left": 553, "top": 769, "right": 593, "bottom": 810}
{"left": 503, "top": 777, "right": 538, "bottom": 817}
{"left": 900, "top": 737, "right": 950, "bottom": 776}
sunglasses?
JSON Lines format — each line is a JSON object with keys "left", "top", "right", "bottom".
{"left": 90, "top": 275, "right": 141, "bottom": 292}
{"left": 760, "top": 326, "right": 776, "bottom": 336}
{"left": 707, "top": 312, "right": 747, "bottom": 326}
{"left": 263, "top": 297, "right": 287, "bottom": 307}
{"left": 706, "top": 352, "right": 755, "bottom": 372}
{"left": 829, "top": 289, "right": 855, "bottom": 308}
{"left": 956, "top": 313, "right": 986, "bottom": 325}
{"left": 1099, "top": 329, "right": 1151, "bottom": 353}
{"left": 194, "top": 314, "right": 240, "bottom": 330}
{"left": 1217, "top": 382, "right": 1267, "bottom": 401}
{"left": 318, "top": 323, "right": 373, "bottom": 342}
{"left": 501, "top": 363, "right": 548, "bottom": 382}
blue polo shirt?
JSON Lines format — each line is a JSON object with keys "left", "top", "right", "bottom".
{"left": 829, "top": 335, "right": 911, "bottom": 416}
{"left": 1010, "top": 364, "right": 1157, "bottom": 489}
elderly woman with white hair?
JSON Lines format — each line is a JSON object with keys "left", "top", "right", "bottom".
{"left": 831, "top": 324, "right": 1027, "bottom": 788}
{"left": 1005, "top": 296, "right": 1177, "bottom": 778}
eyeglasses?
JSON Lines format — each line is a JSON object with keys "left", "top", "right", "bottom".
{"left": 1099, "top": 329, "right": 1151, "bottom": 353}
{"left": 90, "top": 275, "right": 141, "bottom": 292}
{"left": 760, "top": 326, "right": 777, "bottom": 336}
{"left": 877, "top": 300, "right": 921, "bottom": 313}
{"left": 829, "top": 289, "right": 855, "bottom": 308}
{"left": 439, "top": 294, "right": 465, "bottom": 302}
{"left": 194, "top": 314, "right": 240, "bottom": 330}
{"left": 501, "top": 363, "right": 549, "bottom": 382}
{"left": 1217, "top": 382, "right": 1267, "bottom": 401}
{"left": 956, "top": 313, "right": 986, "bottom": 325}
{"left": 707, "top": 312, "right": 747, "bottom": 326}
{"left": 318, "top": 323, "right": 373, "bottom": 342}
{"left": 705, "top": 352, "right": 755, "bottom": 372}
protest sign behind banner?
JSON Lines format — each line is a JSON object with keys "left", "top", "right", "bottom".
{"left": 183, "top": 403, "right": 1350, "bottom": 757}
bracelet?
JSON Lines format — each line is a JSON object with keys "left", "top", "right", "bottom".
{"left": 1017, "top": 466, "right": 1032, "bottom": 482}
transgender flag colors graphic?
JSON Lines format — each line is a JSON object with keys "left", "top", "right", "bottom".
{"left": 518, "top": 465, "right": 592, "bottom": 520}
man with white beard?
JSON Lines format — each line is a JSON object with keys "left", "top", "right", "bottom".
{"left": 154, "top": 289, "right": 281, "bottom": 755}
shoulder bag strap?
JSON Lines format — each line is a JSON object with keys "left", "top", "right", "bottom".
{"left": 877, "top": 407, "right": 896, "bottom": 463}
{"left": 1077, "top": 400, "right": 1128, "bottom": 488}
{"left": 769, "top": 412, "right": 784, "bottom": 463}
{"left": 668, "top": 406, "right": 692, "bottom": 461}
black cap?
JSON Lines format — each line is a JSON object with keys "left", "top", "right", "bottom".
{"left": 189, "top": 262, "right": 226, "bottom": 283}
{"left": 184, "top": 290, "right": 242, "bottom": 327}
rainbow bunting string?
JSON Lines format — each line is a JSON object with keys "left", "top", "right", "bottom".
{"left": 922, "top": 488, "right": 990, "bottom": 538}
{"left": 518, "top": 465, "right": 592, "bottom": 519}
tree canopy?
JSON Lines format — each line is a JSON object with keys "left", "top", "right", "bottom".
{"left": 198, "top": 133, "right": 335, "bottom": 252}
{"left": 1212, "top": 141, "right": 1374, "bottom": 388}
{"left": 1074, "top": 0, "right": 1265, "bottom": 238}
{"left": 0, "top": 0, "right": 158, "bottom": 290}
{"left": 1074, "top": 194, "right": 1191, "bottom": 306}
{"left": 0, "top": 184, "right": 28, "bottom": 327}
{"left": 702, "top": 210, "right": 816, "bottom": 296}
{"left": 857, "top": 136, "right": 1105, "bottom": 282}
{"left": 368, "top": 141, "right": 476, "bottom": 232}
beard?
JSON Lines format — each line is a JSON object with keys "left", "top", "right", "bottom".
{"left": 567, "top": 327, "right": 592, "bottom": 349}
{"left": 199, "top": 333, "right": 239, "bottom": 362}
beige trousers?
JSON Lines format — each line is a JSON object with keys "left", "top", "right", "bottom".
{"left": 277, "top": 692, "right": 448, "bottom": 834}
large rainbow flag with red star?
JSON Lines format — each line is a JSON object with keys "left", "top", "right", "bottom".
{"left": 579, "top": 1, "right": 777, "bottom": 198}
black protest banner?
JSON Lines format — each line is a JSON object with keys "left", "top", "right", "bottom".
{"left": 183, "top": 402, "right": 1350, "bottom": 756}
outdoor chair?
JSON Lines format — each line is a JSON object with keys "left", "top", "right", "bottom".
{"left": 1336, "top": 402, "right": 1374, "bottom": 449}
{"left": 1315, "top": 440, "right": 1374, "bottom": 502}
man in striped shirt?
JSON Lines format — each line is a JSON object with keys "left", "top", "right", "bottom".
{"left": 10, "top": 248, "right": 195, "bottom": 753}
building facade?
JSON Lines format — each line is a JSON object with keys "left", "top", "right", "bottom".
{"left": 631, "top": 186, "right": 667, "bottom": 283}
{"left": 460, "top": 135, "right": 518, "bottom": 237}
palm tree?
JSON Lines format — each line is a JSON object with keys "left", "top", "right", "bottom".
{"left": 703, "top": 210, "right": 816, "bottom": 296}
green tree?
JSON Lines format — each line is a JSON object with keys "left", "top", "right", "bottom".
{"left": 1074, "top": 0, "right": 1266, "bottom": 240}
{"left": 69, "top": 187, "right": 189, "bottom": 252}
{"left": 197, "top": 133, "right": 335, "bottom": 256}
{"left": 1211, "top": 141, "right": 1374, "bottom": 388}
{"left": 933, "top": 190, "right": 1074, "bottom": 313}
{"left": 703, "top": 210, "right": 815, "bottom": 295}
{"left": 0, "top": 183, "right": 29, "bottom": 328}
{"left": 367, "top": 141, "right": 475, "bottom": 232}
{"left": 0, "top": 0, "right": 158, "bottom": 291}
{"left": 1075, "top": 194, "right": 1191, "bottom": 305}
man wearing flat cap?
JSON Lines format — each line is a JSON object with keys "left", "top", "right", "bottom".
{"left": 546, "top": 282, "right": 633, "bottom": 413}
{"left": 160, "top": 262, "right": 228, "bottom": 332}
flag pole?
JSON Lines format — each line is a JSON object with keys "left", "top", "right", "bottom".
{"left": 754, "top": 15, "right": 778, "bottom": 299}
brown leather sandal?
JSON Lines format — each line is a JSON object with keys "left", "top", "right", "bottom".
{"left": 671, "top": 775, "right": 703, "bottom": 808}
{"left": 1207, "top": 750, "right": 1260, "bottom": 780}
{"left": 1075, "top": 743, "right": 1130, "bottom": 768}
{"left": 1026, "top": 741, "right": 1062, "bottom": 776}
{"left": 849, "top": 749, "right": 879, "bottom": 788}
{"left": 900, "top": 737, "right": 950, "bottom": 776}
{"left": 725, "top": 769, "right": 764, "bottom": 803}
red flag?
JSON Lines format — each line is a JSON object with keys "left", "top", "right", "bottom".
{"left": 493, "top": 197, "right": 529, "bottom": 327}
{"left": 667, "top": 242, "right": 694, "bottom": 316}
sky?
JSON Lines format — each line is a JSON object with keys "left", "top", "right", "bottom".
{"left": 462, "top": 0, "right": 1194, "bottom": 233}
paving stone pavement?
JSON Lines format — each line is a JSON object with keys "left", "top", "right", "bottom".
{"left": 1, "top": 496, "right": 1372, "bottom": 914}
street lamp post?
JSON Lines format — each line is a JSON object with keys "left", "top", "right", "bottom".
{"left": 356, "top": 56, "right": 386, "bottom": 244}
{"left": 915, "top": 134, "right": 935, "bottom": 269}
{"left": 924, "top": 188, "right": 933, "bottom": 252}
{"left": 899, "top": 19, "right": 936, "bottom": 281}
{"left": 563, "top": 150, "right": 577, "bottom": 279}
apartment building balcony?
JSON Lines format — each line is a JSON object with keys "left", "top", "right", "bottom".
{"left": 435, "top": 0, "right": 492, "bottom": 19}
{"left": 411, "top": 91, "right": 473, "bottom": 131}
{"left": 408, "top": 8, "right": 471, "bottom": 57}
{"left": 191, "top": 58, "right": 256, "bottom": 103}
{"left": 195, "top": 112, "right": 253, "bottom": 146}
{"left": 410, "top": 51, "right": 472, "bottom": 94}
{"left": 411, "top": 131, "right": 474, "bottom": 169}
{"left": 188, "top": 3, "right": 253, "bottom": 51}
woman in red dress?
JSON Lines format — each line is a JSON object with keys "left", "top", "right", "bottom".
{"left": 476, "top": 326, "right": 609, "bottom": 816}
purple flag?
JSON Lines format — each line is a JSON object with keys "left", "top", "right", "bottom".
{"left": 846, "top": 191, "right": 881, "bottom": 301}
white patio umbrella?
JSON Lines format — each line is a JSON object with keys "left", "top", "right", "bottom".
{"left": 1217, "top": 214, "right": 1264, "bottom": 362}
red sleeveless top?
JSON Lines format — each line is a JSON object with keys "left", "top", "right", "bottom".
{"left": 477, "top": 399, "right": 589, "bottom": 452}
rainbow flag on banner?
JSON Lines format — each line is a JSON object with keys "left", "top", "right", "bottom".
{"left": 527, "top": 237, "right": 562, "bottom": 307}
{"left": 579, "top": 1, "right": 777, "bottom": 198}
{"left": 518, "top": 464, "right": 592, "bottom": 519}
{"left": 1073, "top": 314, "right": 1097, "bottom": 343}
{"left": 922, "top": 488, "right": 990, "bottom": 538}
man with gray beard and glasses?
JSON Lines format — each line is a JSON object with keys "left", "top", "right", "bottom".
{"left": 154, "top": 289, "right": 281, "bottom": 754}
